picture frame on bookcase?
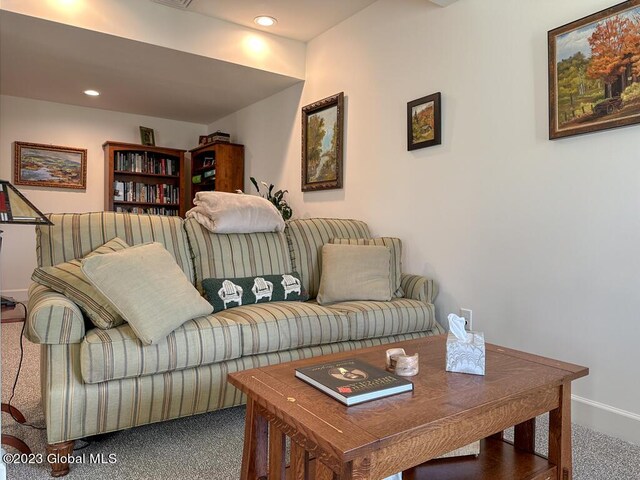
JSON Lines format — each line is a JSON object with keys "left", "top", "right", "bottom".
{"left": 13, "top": 141, "right": 87, "bottom": 190}
{"left": 139, "top": 126, "right": 155, "bottom": 146}
{"left": 301, "top": 92, "right": 344, "bottom": 192}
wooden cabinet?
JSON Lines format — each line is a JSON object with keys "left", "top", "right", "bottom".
{"left": 189, "top": 142, "right": 244, "bottom": 205}
{"left": 103, "top": 141, "right": 187, "bottom": 217}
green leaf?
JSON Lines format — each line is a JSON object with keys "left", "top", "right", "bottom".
{"left": 250, "top": 177, "right": 259, "bottom": 193}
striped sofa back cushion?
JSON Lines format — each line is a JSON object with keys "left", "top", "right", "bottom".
{"left": 285, "top": 218, "right": 371, "bottom": 299}
{"left": 183, "top": 218, "right": 293, "bottom": 293}
{"left": 36, "top": 212, "right": 194, "bottom": 283}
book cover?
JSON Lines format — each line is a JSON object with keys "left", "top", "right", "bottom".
{"left": 113, "top": 181, "right": 125, "bottom": 201}
{"left": 295, "top": 358, "right": 413, "bottom": 406}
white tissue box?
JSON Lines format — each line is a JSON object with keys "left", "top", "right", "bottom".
{"left": 446, "top": 332, "right": 485, "bottom": 375}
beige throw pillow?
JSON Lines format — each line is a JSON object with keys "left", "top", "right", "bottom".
{"left": 31, "top": 237, "right": 130, "bottom": 329}
{"left": 329, "top": 237, "right": 404, "bottom": 297}
{"left": 81, "top": 242, "right": 213, "bottom": 345}
{"left": 316, "top": 244, "right": 392, "bottom": 305}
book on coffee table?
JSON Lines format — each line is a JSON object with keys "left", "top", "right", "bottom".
{"left": 295, "top": 358, "right": 413, "bottom": 406}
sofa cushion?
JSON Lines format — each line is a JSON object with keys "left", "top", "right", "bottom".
{"left": 80, "top": 314, "right": 242, "bottom": 384}
{"left": 184, "top": 217, "right": 292, "bottom": 293}
{"left": 36, "top": 212, "right": 194, "bottom": 283}
{"left": 285, "top": 218, "right": 371, "bottom": 299}
{"left": 31, "top": 237, "right": 129, "bottom": 329}
{"left": 329, "top": 237, "right": 404, "bottom": 298}
{"left": 327, "top": 298, "right": 437, "bottom": 341}
{"left": 316, "top": 244, "right": 392, "bottom": 305}
{"left": 202, "top": 272, "right": 309, "bottom": 313}
{"left": 82, "top": 242, "right": 213, "bottom": 345}
{"left": 215, "top": 302, "right": 349, "bottom": 356}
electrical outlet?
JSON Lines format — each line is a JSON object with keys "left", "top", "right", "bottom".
{"left": 460, "top": 308, "right": 473, "bottom": 331}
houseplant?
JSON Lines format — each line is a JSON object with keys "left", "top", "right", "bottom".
{"left": 250, "top": 177, "right": 293, "bottom": 220}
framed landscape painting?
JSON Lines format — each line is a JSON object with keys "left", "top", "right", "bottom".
{"left": 14, "top": 142, "right": 87, "bottom": 189}
{"left": 407, "top": 92, "right": 441, "bottom": 150}
{"left": 301, "top": 92, "right": 344, "bottom": 191}
{"left": 548, "top": 0, "right": 640, "bottom": 139}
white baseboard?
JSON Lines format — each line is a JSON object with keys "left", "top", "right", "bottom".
{"left": 0, "top": 288, "right": 28, "bottom": 302}
{"left": 572, "top": 395, "right": 640, "bottom": 446}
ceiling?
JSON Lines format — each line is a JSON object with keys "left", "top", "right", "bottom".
{"left": 0, "top": 1, "right": 378, "bottom": 125}
{"left": 182, "top": 0, "right": 377, "bottom": 42}
{"left": 0, "top": 11, "right": 302, "bottom": 125}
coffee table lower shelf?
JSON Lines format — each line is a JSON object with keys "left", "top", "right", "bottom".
{"left": 403, "top": 438, "right": 555, "bottom": 480}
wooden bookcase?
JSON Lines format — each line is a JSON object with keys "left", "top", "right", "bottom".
{"left": 103, "top": 141, "right": 187, "bottom": 217}
{"left": 189, "top": 142, "right": 244, "bottom": 205}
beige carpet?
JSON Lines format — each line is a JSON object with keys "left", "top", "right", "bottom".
{"left": 2, "top": 321, "right": 640, "bottom": 480}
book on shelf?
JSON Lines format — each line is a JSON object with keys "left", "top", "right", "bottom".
{"left": 203, "top": 169, "right": 215, "bottom": 179}
{"left": 114, "top": 152, "right": 179, "bottom": 176}
{"left": 113, "top": 181, "right": 125, "bottom": 201}
{"left": 295, "top": 358, "right": 413, "bottom": 406}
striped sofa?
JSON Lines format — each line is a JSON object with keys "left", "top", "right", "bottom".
{"left": 25, "top": 212, "right": 444, "bottom": 476}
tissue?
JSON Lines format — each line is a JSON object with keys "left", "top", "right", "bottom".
{"left": 446, "top": 313, "right": 485, "bottom": 375}
{"left": 448, "top": 314, "right": 469, "bottom": 341}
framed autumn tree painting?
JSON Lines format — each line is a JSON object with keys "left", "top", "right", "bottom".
{"left": 548, "top": 0, "right": 640, "bottom": 139}
{"left": 301, "top": 92, "right": 344, "bottom": 191}
{"left": 407, "top": 92, "right": 442, "bottom": 150}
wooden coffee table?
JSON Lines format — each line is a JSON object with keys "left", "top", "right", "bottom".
{"left": 228, "top": 335, "right": 588, "bottom": 480}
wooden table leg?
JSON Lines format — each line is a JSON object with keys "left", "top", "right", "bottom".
{"left": 241, "top": 397, "right": 268, "bottom": 480}
{"left": 315, "top": 459, "right": 336, "bottom": 480}
{"left": 290, "top": 442, "right": 310, "bottom": 480}
{"left": 549, "top": 381, "right": 572, "bottom": 480}
{"left": 514, "top": 417, "right": 536, "bottom": 453}
{"left": 268, "top": 424, "right": 286, "bottom": 480}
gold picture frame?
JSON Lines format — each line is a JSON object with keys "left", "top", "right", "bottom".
{"left": 301, "top": 92, "right": 344, "bottom": 191}
{"left": 14, "top": 142, "right": 87, "bottom": 190}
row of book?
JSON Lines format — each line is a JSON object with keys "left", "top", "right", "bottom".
{"left": 113, "top": 181, "right": 179, "bottom": 204}
{"left": 115, "top": 152, "right": 179, "bottom": 176}
{"left": 115, "top": 206, "right": 179, "bottom": 216}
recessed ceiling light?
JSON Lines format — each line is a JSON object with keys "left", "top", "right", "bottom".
{"left": 254, "top": 16, "right": 277, "bottom": 27}
{"left": 84, "top": 89, "right": 100, "bottom": 96}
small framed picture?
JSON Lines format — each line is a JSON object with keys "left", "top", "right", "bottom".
{"left": 14, "top": 142, "right": 87, "bottom": 190}
{"left": 407, "top": 92, "right": 441, "bottom": 150}
{"left": 199, "top": 135, "right": 208, "bottom": 145}
{"left": 139, "top": 126, "right": 155, "bottom": 146}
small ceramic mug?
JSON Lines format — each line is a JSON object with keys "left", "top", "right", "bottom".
{"left": 385, "top": 348, "right": 419, "bottom": 376}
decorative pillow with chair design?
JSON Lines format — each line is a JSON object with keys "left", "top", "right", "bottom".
{"left": 202, "top": 272, "right": 308, "bottom": 312}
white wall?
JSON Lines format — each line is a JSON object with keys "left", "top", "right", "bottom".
{"left": 210, "top": 0, "right": 640, "bottom": 443}
{"left": 0, "top": 95, "right": 206, "bottom": 299}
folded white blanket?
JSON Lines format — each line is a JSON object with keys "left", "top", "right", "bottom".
{"left": 186, "top": 191, "right": 285, "bottom": 233}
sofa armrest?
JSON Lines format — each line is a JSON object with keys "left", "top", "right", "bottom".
{"left": 26, "top": 283, "right": 85, "bottom": 344}
{"left": 400, "top": 273, "right": 438, "bottom": 304}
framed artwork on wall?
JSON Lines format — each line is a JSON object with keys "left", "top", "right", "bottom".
{"left": 548, "top": 0, "right": 640, "bottom": 139}
{"left": 13, "top": 142, "right": 87, "bottom": 190}
{"left": 407, "top": 92, "right": 441, "bottom": 150}
{"left": 139, "top": 126, "right": 155, "bottom": 146}
{"left": 301, "top": 92, "right": 344, "bottom": 191}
